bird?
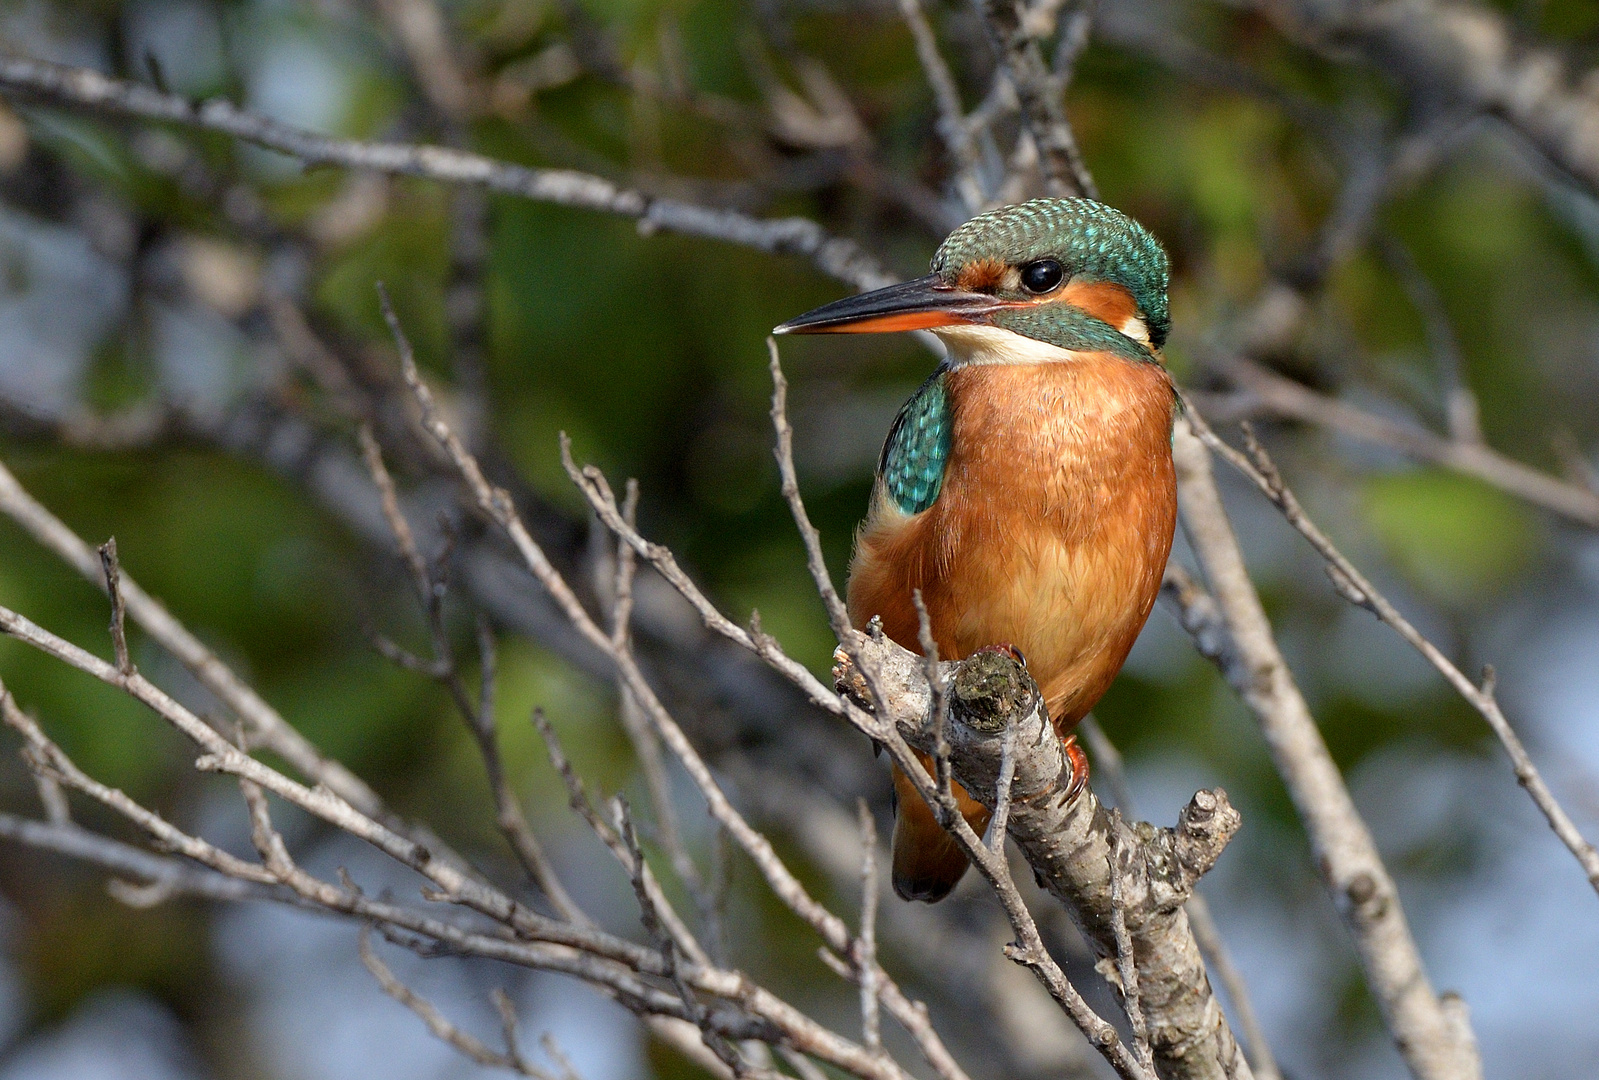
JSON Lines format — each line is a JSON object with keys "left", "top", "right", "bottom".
{"left": 774, "top": 197, "right": 1178, "bottom": 903}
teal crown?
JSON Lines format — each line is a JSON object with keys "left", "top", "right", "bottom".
{"left": 931, "top": 198, "right": 1170, "bottom": 348}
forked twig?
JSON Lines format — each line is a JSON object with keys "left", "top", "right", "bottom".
{"left": 1189, "top": 409, "right": 1599, "bottom": 898}
{"left": 359, "top": 926, "right": 567, "bottom": 1080}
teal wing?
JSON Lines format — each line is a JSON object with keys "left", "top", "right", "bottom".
{"left": 878, "top": 369, "right": 952, "bottom": 515}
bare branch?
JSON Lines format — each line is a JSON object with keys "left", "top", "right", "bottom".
{"left": 0, "top": 683, "right": 278, "bottom": 885}
{"left": 838, "top": 638, "right": 1242, "bottom": 1080}
{"left": 911, "top": 592, "right": 956, "bottom": 808}
{"left": 531, "top": 710, "right": 714, "bottom": 970}
{"left": 1077, "top": 716, "right": 1132, "bottom": 813}
{"left": 0, "top": 458, "right": 400, "bottom": 829}
{"left": 360, "top": 926, "right": 561, "bottom": 1079}
{"left": 358, "top": 419, "right": 582, "bottom": 919}
{"left": 373, "top": 0, "right": 479, "bottom": 122}
{"left": 973, "top": 0, "right": 1097, "bottom": 199}
{"left": 895, "top": 0, "right": 986, "bottom": 211}
{"left": 1107, "top": 820, "right": 1155, "bottom": 1077}
{"left": 97, "top": 539, "right": 133, "bottom": 675}
{"left": 614, "top": 798, "right": 758, "bottom": 1078}
{"left": 768, "top": 339, "right": 852, "bottom": 641}
{"left": 1253, "top": 0, "right": 1599, "bottom": 199}
{"left": 1169, "top": 415, "right": 1482, "bottom": 1080}
{"left": 358, "top": 423, "right": 433, "bottom": 595}
{"left": 0, "top": 56, "right": 896, "bottom": 292}
{"left": 1191, "top": 413, "right": 1599, "bottom": 897}
{"left": 856, "top": 799, "right": 883, "bottom": 1056}
{"left": 1200, "top": 353, "right": 1599, "bottom": 530}
{"left": 600, "top": 478, "right": 722, "bottom": 955}
{"left": 1376, "top": 234, "right": 1482, "bottom": 445}
{"left": 1185, "top": 897, "right": 1283, "bottom": 1080}
{"left": 1079, "top": 716, "right": 1283, "bottom": 1080}
{"left": 0, "top": 810, "right": 293, "bottom": 907}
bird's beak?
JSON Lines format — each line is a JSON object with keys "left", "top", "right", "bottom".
{"left": 773, "top": 274, "right": 1005, "bottom": 335}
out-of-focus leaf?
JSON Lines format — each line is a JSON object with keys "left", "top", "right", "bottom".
{"left": 1362, "top": 469, "right": 1538, "bottom": 602}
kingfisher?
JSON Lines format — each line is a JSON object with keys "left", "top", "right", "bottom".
{"left": 775, "top": 198, "right": 1178, "bottom": 902}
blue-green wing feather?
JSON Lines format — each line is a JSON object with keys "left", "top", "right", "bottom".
{"left": 879, "top": 369, "right": 951, "bottom": 515}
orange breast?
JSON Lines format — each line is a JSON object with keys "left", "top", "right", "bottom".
{"left": 846, "top": 355, "right": 1177, "bottom": 726}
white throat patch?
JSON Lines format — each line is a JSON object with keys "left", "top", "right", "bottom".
{"left": 932, "top": 324, "right": 1081, "bottom": 367}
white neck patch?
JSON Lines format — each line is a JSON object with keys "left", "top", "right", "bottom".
{"left": 932, "top": 324, "right": 1082, "bottom": 367}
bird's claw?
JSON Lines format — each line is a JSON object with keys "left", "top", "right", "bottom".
{"left": 1063, "top": 734, "right": 1089, "bottom": 804}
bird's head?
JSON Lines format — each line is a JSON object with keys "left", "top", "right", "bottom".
{"left": 774, "top": 198, "right": 1168, "bottom": 363}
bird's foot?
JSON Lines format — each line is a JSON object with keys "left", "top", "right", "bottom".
{"left": 1062, "top": 734, "right": 1090, "bottom": 804}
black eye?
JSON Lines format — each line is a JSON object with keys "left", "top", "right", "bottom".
{"left": 1020, "top": 259, "right": 1064, "bottom": 294}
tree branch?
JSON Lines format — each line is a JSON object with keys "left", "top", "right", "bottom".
{"left": 1256, "top": 0, "right": 1599, "bottom": 198}
{"left": 1168, "top": 416, "right": 1482, "bottom": 1080}
{"left": 0, "top": 56, "right": 895, "bottom": 292}
{"left": 1198, "top": 351, "right": 1599, "bottom": 530}
{"left": 1190, "top": 414, "right": 1599, "bottom": 896}
{"left": 836, "top": 635, "right": 1248, "bottom": 1080}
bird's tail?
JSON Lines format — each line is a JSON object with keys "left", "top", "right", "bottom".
{"left": 890, "top": 752, "right": 993, "bottom": 903}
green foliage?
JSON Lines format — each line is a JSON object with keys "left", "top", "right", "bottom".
{"left": 1362, "top": 470, "right": 1539, "bottom": 603}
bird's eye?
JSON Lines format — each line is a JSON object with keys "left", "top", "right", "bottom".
{"left": 1019, "top": 259, "right": 1064, "bottom": 294}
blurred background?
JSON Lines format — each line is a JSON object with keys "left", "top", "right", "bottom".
{"left": 0, "top": 0, "right": 1594, "bottom": 1077}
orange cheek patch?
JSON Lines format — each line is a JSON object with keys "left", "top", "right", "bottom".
{"left": 955, "top": 259, "right": 1009, "bottom": 292}
{"left": 1057, "top": 280, "right": 1141, "bottom": 327}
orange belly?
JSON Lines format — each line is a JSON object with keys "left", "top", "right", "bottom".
{"left": 847, "top": 354, "right": 1177, "bottom": 726}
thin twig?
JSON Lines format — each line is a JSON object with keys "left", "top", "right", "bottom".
{"left": 973, "top": 0, "right": 1097, "bottom": 199}
{"left": 1192, "top": 412, "right": 1599, "bottom": 897}
{"left": 1250, "top": 0, "right": 1599, "bottom": 200}
{"left": 911, "top": 592, "right": 955, "bottom": 808}
{"left": 1186, "top": 896, "right": 1283, "bottom": 1080}
{"left": 539, "top": 1031, "right": 585, "bottom": 1080}
{"left": 1377, "top": 234, "right": 1482, "bottom": 445}
{"left": 1078, "top": 714, "right": 1283, "bottom": 1080}
{"left": 0, "top": 810, "right": 297, "bottom": 907}
{"left": 768, "top": 339, "right": 851, "bottom": 641}
{"left": 602, "top": 478, "right": 722, "bottom": 957}
{"left": 856, "top": 799, "right": 882, "bottom": 1055}
{"left": 1202, "top": 353, "right": 1599, "bottom": 529}
{"left": 615, "top": 798, "right": 762, "bottom": 1079}
{"left": 0, "top": 56, "right": 896, "bottom": 293}
{"left": 358, "top": 414, "right": 582, "bottom": 919}
{"left": 1107, "top": 818, "right": 1155, "bottom": 1076}
{"left": 530, "top": 710, "right": 713, "bottom": 969}
{"left": 1170, "top": 414, "right": 1481, "bottom": 1080}
{"left": 895, "top": 0, "right": 985, "bottom": 211}
{"left": 97, "top": 539, "right": 132, "bottom": 675}
{"left": 360, "top": 926, "right": 561, "bottom": 1079}
{"left": 1077, "top": 716, "right": 1133, "bottom": 812}
{"left": 0, "top": 458, "right": 400, "bottom": 829}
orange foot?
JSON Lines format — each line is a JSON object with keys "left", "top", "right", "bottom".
{"left": 1062, "top": 734, "right": 1090, "bottom": 804}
